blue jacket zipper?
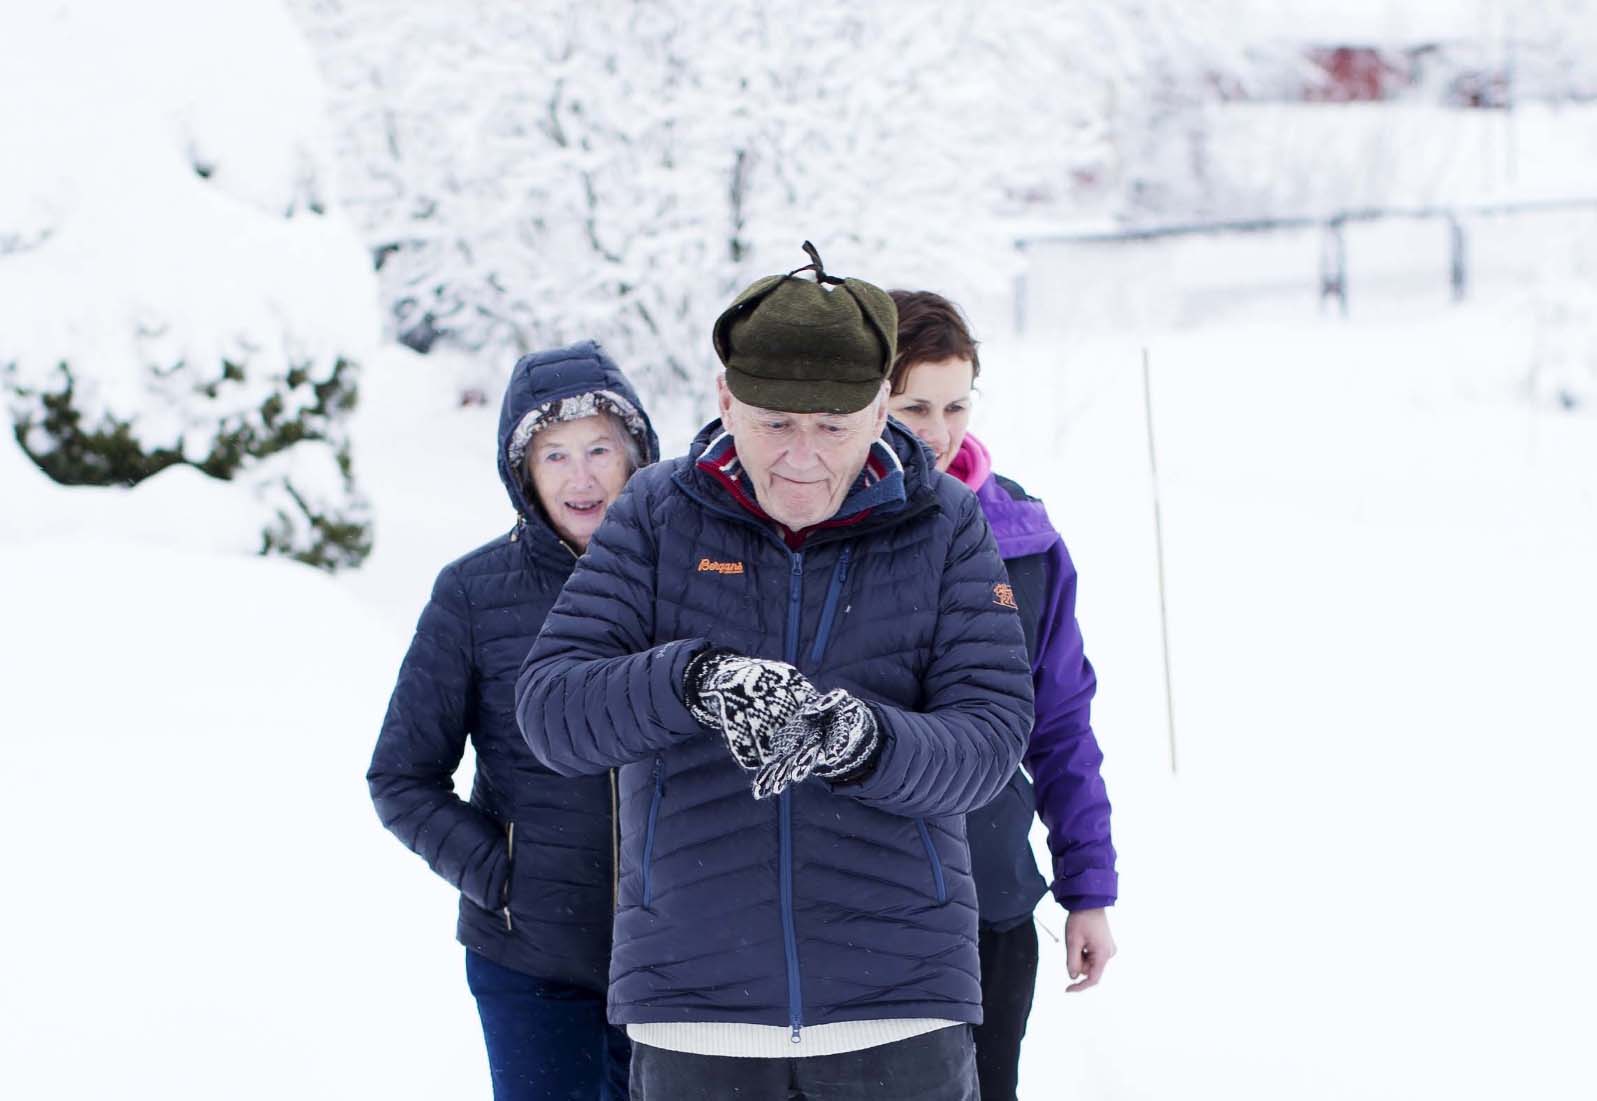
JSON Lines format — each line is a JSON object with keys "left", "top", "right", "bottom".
{"left": 784, "top": 552, "right": 805, "bottom": 667}
{"left": 640, "top": 756, "right": 665, "bottom": 908}
{"left": 780, "top": 552, "right": 805, "bottom": 1042}
{"left": 915, "top": 818, "right": 948, "bottom": 903}
{"left": 808, "top": 546, "right": 853, "bottom": 665}
{"left": 781, "top": 546, "right": 856, "bottom": 1044}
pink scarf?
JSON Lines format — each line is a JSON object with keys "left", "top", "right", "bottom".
{"left": 944, "top": 432, "right": 992, "bottom": 491}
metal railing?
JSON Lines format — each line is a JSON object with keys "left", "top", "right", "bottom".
{"left": 1013, "top": 196, "right": 1597, "bottom": 329}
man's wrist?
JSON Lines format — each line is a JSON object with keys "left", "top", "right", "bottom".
{"left": 818, "top": 702, "right": 884, "bottom": 785}
{"left": 681, "top": 645, "right": 732, "bottom": 726}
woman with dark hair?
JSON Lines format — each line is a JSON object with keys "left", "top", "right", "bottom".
{"left": 368, "top": 341, "right": 659, "bottom": 1100}
{"left": 887, "top": 291, "right": 1118, "bottom": 1101}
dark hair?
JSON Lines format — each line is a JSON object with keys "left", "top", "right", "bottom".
{"left": 887, "top": 290, "right": 981, "bottom": 395}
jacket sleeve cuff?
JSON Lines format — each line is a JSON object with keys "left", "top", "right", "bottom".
{"left": 653, "top": 637, "right": 715, "bottom": 735}
{"left": 819, "top": 704, "right": 886, "bottom": 787}
{"left": 822, "top": 707, "right": 890, "bottom": 793}
{"left": 1052, "top": 867, "right": 1119, "bottom": 910}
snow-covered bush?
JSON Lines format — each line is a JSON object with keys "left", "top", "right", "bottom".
{"left": 0, "top": 0, "right": 377, "bottom": 570}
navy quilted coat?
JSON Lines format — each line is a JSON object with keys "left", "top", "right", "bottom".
{"left": 367, "top": 342, "right": 659, "bottom": 992}
{"left": 515, "top": 419, "right": 1034, "bottom": 1035}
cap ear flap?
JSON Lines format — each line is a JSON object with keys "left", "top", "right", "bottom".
{"left": 841, "top": 279, "right": 900, "bottom": 377}
{"left": 712, "top": 274, "right": 788, "bottom": 365}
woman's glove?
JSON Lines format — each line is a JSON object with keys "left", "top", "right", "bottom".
{"left": 682, "top": 649, "right": 820, "bottom": 770}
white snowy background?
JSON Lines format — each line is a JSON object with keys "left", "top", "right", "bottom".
{"left": 3, "top": 1, "right": 1595, "bottom": 1098}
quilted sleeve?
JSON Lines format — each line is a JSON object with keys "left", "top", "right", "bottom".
{"left": 367, "top": 565, "right": 509, "bottom": 912}
{"left": 832, "top": 493, "right": 1034, "bottom": 818}
{"left": 1025, "top": 536, "right": 1118, "bottom": 910}
{"left": 516, "top": 477, "right": 708, "bottom": 775}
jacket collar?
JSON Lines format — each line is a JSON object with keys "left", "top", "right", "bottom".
{"left": 975, "top": 473, "right": 1058, "bottom": 559}
{"left": 680, "top": 418, "right": 931, "bottom": 549}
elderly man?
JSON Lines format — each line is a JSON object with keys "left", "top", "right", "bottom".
{"left": 516, "top": 246, "right": 1033, "bottom": 1100}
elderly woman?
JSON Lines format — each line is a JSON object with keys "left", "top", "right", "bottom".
{"left": 886, "top": 292, "right": 1119, "bottom": 1101}
{"left": 368, "top": 341, "right": 658, "bottom": 1101}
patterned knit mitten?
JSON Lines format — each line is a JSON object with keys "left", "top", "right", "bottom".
{"left": 683, "top": 649, "right": 820, "bottom": 771}
{"left": 806, "top": 690, "right": 881, "bottom": 782}
{"left": 748, "top": 689, "right": 880, "bottom": 798}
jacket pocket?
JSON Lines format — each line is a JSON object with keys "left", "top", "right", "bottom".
{"left": 640, "top": 757, "right": 666, "bottom": 909}
{"left": 915, "top": 818, "right": 948, "bottom": 904}
{"left": 501, "top": 820, "right": 515, "bottom": 932}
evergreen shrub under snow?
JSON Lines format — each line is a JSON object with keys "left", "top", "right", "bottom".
{"left": 0, "top": 0, "right": 378, "bottom": 570}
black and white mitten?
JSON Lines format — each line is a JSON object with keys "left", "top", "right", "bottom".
{"left": 683, "top": 649, "right": 820, "bottom": 770}
{"left": 806, "top": 690, "right": 881, "bottom": 782}
{"left": 748, "top": 723, "right": 826, "bottom": 800}
{"left": 748, "top": 689, "right": 881, "bottom": 798}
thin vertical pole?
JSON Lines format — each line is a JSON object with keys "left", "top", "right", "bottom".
{"left": 1142, "top": 347, "right": 1178, "bottom": 775}
{"left": 1448, "top": 215, "right": 1468, "bottom": 302}
{"left": 1320, "top": 220, "right": 1348, "bottom": 318}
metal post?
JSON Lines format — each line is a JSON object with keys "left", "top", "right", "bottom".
{"left": 1142, "top": 347, "right": 1178, "bottom": 776}
{"left": 1448, "top": 215, "right": 1468, "bottom": 302}
{"left": 1320, "top": 219, "right": 1348, "bottom": 317}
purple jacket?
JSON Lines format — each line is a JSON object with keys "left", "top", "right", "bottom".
{"left": 954, "top": 434, "right": 1117, "bottom": 922}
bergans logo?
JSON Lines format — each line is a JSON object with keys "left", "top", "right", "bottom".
{"left": 698, "top": 558, "right": 745, "bottom": 575}
{"left": 993, "top": 583, "right": 1019, "bottom": 610}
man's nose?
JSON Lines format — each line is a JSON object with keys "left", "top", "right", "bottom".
{"left": 785, "top": 433, "right": 819, "bottom": 469}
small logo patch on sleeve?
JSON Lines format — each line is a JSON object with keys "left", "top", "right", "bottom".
{"left": 698, "top": 558, "right": 745, "bottom": 575}
{"left": 993, "top": 583, "right": 1018, "bottom": 609}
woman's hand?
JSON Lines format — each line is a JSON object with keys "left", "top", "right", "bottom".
{"left": 1064, "top": 907, "right": 1117, "bottom": 992}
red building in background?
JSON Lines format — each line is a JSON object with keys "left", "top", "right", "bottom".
{"left": 1291, "top": 43, "right": 1509, "bottom": 108}
{"left": 1303, "top": 46, "right": 1412, "bottom": 102}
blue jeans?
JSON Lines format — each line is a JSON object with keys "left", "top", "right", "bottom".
{"left": 466, "top": 949, "right": 630, "bottom": 1101}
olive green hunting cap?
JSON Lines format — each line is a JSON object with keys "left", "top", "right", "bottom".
{"left": 712, "top": 242, "right": 898, "bottom": 414}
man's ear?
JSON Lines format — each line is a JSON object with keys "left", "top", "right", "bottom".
{"left": 870, "top": 380, "right": 890, "bottom": 433}
{"left": 716, "top": 372, "right": 736, "bottom": 422}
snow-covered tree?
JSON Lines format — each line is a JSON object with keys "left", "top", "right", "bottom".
{"left": 0, "top": 0, "right": 377, "bottom": 569}
{"left": 1507, "top": 0, "right": 1597, "bottom": 103}
{"left": 289, "top": 0, "right": 1228, "bottom": 438}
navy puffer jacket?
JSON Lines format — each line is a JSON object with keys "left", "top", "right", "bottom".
{"left": 367, "top": 341, "right": 658, "bottom": 992}
{"left": 516, "top": 419, "right": 1033, "bottom": 1034}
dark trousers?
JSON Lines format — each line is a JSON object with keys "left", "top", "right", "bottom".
{"left": 972, "top": 920, "right": 1040, "bottom": 1101}
{"left": 630, "top": 1024, "right": 978, "bottom": 1101}
{"left": 466, "top": 949, "right": 631, "bottom": 1101}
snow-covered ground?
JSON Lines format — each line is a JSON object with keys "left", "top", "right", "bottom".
{"left": 987, "top": 307, "right": 1597, "bottom": 1099}
{"left": 3, "top": 4, "right": 1595, "bottom": 1093}
{"left": 5, "top": 287, "right": 1594, "bottom": 1097}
